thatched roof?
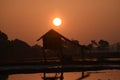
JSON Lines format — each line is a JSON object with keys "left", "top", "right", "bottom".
{"left": 37, "top": 29, "right": 82, "bottom": 47}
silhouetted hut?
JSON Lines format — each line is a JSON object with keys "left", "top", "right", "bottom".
{"left": 37, "top": 29, "right": 83, "bottom": 80}
{"left": 37, "top": 29, "right": 82, "bottom": 50}
{"left": 37, "top": 29, "right": 62, "bottom": 50}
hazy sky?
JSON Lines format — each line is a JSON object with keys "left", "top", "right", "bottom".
{"left": 0, "top": 0, "right": 120, "bottom": 45}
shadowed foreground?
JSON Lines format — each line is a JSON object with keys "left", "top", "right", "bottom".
{"left": 0, "top": 30, "right": 120, "bottom": 80}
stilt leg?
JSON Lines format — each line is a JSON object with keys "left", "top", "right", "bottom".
{"left": 81, "top": 71, "right": 84, "bottom": 78}
{"left": 60, "top": 72, "right": 63, "bottom": 80}
{"left": 43, "top": 72, "right": 46, "bottom": 80}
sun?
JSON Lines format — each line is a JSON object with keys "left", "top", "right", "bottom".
{"left": 53, "top": 18, "right": 62, "bottom": 27}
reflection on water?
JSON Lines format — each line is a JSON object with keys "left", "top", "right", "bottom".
{"left": 9, "top": 70, "right": 120, "bottom": 80}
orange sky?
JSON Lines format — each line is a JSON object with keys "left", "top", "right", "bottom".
{"left": 0, "top": 0, "right": 120, "bottom": 45}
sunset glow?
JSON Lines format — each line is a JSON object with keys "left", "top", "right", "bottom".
{"left": 0, "top": 0, "right": 120, "bottom": 80}
{"left": 53, "top": 18, "right": 62, "bottom": 27}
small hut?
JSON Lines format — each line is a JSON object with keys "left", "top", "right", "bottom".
{"left": 37, "top": 29, "right": 63, "bottom": 50}
{"left": 37, "top": 29, "right": 83, "bottom": 61}
{"left": 37, "top": 29, "right": 82, "bottom": 50}
{"left": 37, "top": 29, "right": 84, "bottom": 80}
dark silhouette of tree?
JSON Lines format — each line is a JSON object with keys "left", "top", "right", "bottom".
{"left": 85, "top": 40, "right": 98, "bottom": 53}
{"left": 71, "top": 40, "right": 79, "bottom": 45}
{"left": 87, "top": 39, "right": 110, "bottom": 50}
{"left": 116, "top": 42, "right": 120, "bottom": 50}
{"left": 10, "top": 39, "right": 32, "bottom": 58}
{"left": 32, "top": 44, "right": 42, "bottom": 51}
{"left": 0, "top": 31, "right": 10, "bottom": 57}
{"left": 10, "top": 39, "right": 30, "bottom": 49}
{"left": 98, "top": 39, "right": 109, "bottom": 50}
{"left": 91, "top": 40, "right": 98, "bottom": 48}
{"left": 31, "top": 44, "right": 43, "bottom": 58}
{"left": 85, "top": 40, "right": 98, "bottom": 51}
{"left": 0, "top": 31, "right": 44, "bottom": 63}
{"left": 87, "top": 43, "right": 94, "bottom": 50}
{"left": 0, "top": 31, "right": 8, "bottom": 41}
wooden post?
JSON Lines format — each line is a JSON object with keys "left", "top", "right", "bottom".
{"left": 81, "top": 71, "right": 84, "bottom": 78}
{"left": 43, "top": 72, "right": 46, "bottom": 80}
{"left": 81, "top": 47, "right": 85, "bottom": 78}
{"left": 60, "top": 72, "right": 64, "bottom": 80}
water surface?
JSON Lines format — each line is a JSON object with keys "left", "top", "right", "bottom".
{"left": 9, "top": 70, "right": 120, "bottom": 80}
